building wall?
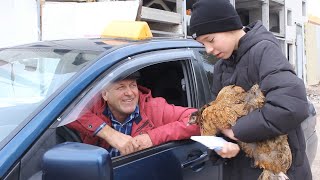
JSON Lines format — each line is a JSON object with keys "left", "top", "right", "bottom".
{"left": 0, "top": 0, "right": 39, "bottom": 48}
{"left": 249, "top": 8, "right": 262, "bottom": 24}
{"left": 285, "top": 0, "right": 307, "bottom": 82}
{"left": 286, "top": 0, "right": 306, "bottom": 40}
{"left": 235, "top": 0, "right": 307, "bottom": 82}
{"left": 305, "top": 0, "right": 320, "bottom": 85}
{"left": 305, "top": 22, "right": 320, "bottom": 85}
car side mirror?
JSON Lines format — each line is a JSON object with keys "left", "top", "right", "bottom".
{"left": 42, "top": 142, "right": 113, "bottom": 180}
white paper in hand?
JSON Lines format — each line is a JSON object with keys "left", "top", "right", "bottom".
{"left": 191, "top": 136, "right": 227, "bottom": 151}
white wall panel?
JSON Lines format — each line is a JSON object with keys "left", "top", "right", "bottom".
{"left": 42, "top": 1, "right": 139, "bottom": 40}
{"left": 0, "top": 0, "right": 39, "bottom": 48}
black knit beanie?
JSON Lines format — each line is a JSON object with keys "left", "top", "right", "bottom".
{"left": 189, "top": 0, "right": 243, "bottom": 39}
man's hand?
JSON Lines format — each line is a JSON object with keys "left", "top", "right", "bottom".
{"left": 215, "top": 142, "right": 240, "bottom": 158}
{"left": 133, "top": 134, "right": 153, "bottom": 150}
{"left": 114, "top": 133, "right": 140, "bottom": 155}
{"left": 97, "top": 125, "right": 139, "bottom": 155}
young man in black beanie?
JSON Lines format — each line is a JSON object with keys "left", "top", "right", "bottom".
{"left": 189, "top": 0, "right": 312, "bottom": 179}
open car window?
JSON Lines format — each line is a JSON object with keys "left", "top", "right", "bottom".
{"left": 55, "top": 49, "right": 195, "bottom": 158}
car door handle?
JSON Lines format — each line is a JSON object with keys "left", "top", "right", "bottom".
{"left": 181, "top": 152, "right": 209, "bottom": 169}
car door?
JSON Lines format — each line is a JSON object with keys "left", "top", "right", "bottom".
{"left": 53, "top": 48, "right": 223, "bottom": 180}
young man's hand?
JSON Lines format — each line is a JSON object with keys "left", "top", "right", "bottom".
{"left": 221, "top": 128, "right": 238, "bottom": 141}
{"left": 216, "top": 142, "right": 240, "bottom": 158}
{"left": 133, "top": 134, "right": 153, "bottom": 150}
{"left": 216, "top": 128, "right": 240, "bottom": 158}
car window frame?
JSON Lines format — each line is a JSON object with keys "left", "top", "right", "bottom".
{"left": 53, "top": 48, "right": 198, "bottom": 127}
{"left": 192, "top": 49, "right": 220, "bottom": 102}
{"left": 46, "top": 48, "right": 200, "bottom": 165}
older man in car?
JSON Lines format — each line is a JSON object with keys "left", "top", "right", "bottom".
{"left": 67, "top": 72, "right": 200, "bottom": 157}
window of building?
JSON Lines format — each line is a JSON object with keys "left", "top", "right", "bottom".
{"left": 287, "top": 43, "right": 294, "bottom": 64}
{"left": 302, "top": 1, "right": 306, "bottom": 16}
{"left": 269, "top": 2, "right": 285, "bottom": 37}
{"left": 270, "top": 12, "right": 280, "bottom": 33}
{"left": 287, "top": 9, "right": 292, "bottom": 26}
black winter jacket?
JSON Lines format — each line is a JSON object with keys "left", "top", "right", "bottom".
{"left": 211, "top": 21, "right": 312, "bottom": 180}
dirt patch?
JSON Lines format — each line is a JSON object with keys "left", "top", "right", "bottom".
{"left": 306, "top": 83, "right": 320, "bottom": 180}
{"left": 306, "top": 83, "right": 320, "bottom": 118}
{"left": 306, "top": 84, "right": 320, "bottom": 104}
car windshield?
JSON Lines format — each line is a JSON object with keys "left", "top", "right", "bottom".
{"left": 0, "top": 48, "right": 101, "bottom": 142}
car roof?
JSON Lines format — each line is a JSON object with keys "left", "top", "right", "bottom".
{"left": 3, "top": 38, "right": 203, "bottom": 52}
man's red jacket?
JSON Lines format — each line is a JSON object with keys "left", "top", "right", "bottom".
{"left": 67, "top": 86, "right": 200, "bottom": 149}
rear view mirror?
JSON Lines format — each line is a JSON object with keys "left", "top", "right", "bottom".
{"left": 42, "top": 142, "right": 113, "bottom": 180}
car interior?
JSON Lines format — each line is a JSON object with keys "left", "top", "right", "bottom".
{"left": 138, "top": 61, "right": 188, "bottom": 107}
{"left": 55, "top": 61, "right": 189, "bottom": 143}
{"left": 54, "top": 61, "right": 189, "bottom": 145}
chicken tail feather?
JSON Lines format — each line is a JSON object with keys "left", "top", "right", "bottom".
{"left": 258, "top": 170, "right": 289, "bottom": 180}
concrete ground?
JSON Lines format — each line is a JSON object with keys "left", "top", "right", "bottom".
{"left": 306, "top": 84, "right": 320, "bottom": 180}
{"left": 312, "top": 111, "right": 320, "bottom": 180}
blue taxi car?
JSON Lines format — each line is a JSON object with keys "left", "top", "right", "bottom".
{"left": 0, "top": 22, "right": 317, "bottom": 180}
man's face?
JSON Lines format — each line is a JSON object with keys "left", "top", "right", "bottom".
{"left": 102, "top": 79, "right": 139, "bottom": 116}
{"left": 196, "top": 31, "right": 236, "bottom": 60}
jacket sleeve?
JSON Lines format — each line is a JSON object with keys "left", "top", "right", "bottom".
{"left": 232, "top": 41, "right": 309, "bottom": 142}
{"left": 66, "top": 99, "right": 106, "bottom": 136}
{"left": 146, "top": 98, "right": 200, "bottom": 146}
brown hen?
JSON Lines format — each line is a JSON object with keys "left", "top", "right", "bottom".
{"left": 188, "top": 84, "right": 292, "bottom": 180}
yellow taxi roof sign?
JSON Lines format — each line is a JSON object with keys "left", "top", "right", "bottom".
{"left": 101, "top": 21, "right": 153, "bottom": 40}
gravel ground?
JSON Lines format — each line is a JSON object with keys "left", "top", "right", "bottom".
{"left": 306, "top": 84, "right": 320, "bottom": 180}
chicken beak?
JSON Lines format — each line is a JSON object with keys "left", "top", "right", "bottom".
{"left": 187, "top": 116, "right": 197, "bottom": 126}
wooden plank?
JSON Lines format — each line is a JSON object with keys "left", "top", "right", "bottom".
{"left": 45, "top": 0, "right": 89, "bottom": 2}
{"left": 151, "top": 30, "right": 183, "bottom": 37}
{"left": 145, "top": 0, "right": 171, "bottom": 11}
{"left": 270, "top": 0, "right": 284, "bottom": 5}
{"left": 140, "top": 6, "right": 181, "bottom": 24}
{"left": 236, "top": 1, "right": 262, "bottom": 9}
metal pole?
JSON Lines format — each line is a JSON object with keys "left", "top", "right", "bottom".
{"left": 36, "top": 0, "right": 42, "bottom": 41}
{"left": 182, "top": 0, "right": 187, "bottom": 38}
{"left": 262, "top": 0, "right": 269, "bottom": 30}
